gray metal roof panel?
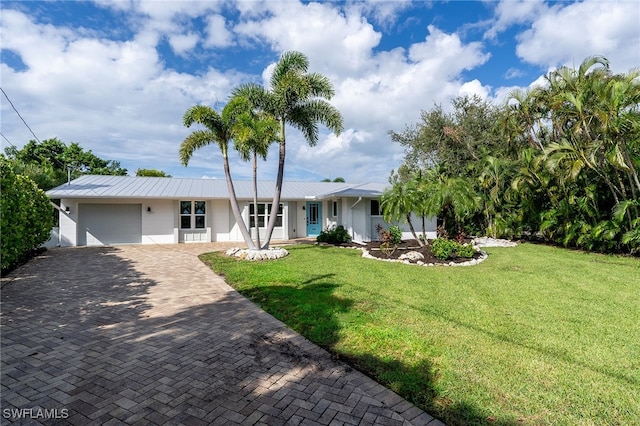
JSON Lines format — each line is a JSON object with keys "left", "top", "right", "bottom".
{"left": 46, "top": 175, "right": 385, "bottom": 200}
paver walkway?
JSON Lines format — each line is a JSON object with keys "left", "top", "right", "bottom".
{"left": 1, "top": 244, "right": 443, "bottom": 425}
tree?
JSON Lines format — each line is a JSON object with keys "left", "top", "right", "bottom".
{"left": 233, "top": 51, "right": 343, "bottom": 248}
{"left": 136, "top": 168, "right": 171, "bottom": 177}
{"left": 380, "top": 179, "right": 422, "bottom": 245}
{"left": 478, "top": 156, "right": 516, "bottom": 237}
{"left": 232, "top": 97, "right": 280, "bottom": 248}
{"left": 179, "top": 101, "right": 257, "bottom": 250}
{"left": 391, "top": 95, "right": 504, "bottom": 176}
{"left": 4, "top": 138, "right": 127, "bottom": 190}
{"left": 321, "top": 177, "right": 345, "bottom": 182}
{"left": 1, "top": 157, "right": 53, "bottom": 272}
{"left": 420, "top": 168, "right": 479, "bottom": 237}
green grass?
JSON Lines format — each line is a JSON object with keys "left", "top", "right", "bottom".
{"left": 199, "top": 244, "right": 640, "bottom": 425}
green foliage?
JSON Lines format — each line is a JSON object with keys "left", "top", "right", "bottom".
{"left": 1, "top": 157, "right": 54, "bottom": 272}
{"left": 431, "top": 238, "right": 475, "bottom": 260}
{"left": 388, "top": 225, "right": 402, "bottom": 244}
{"left": 316, "top": 225, "right": 351, "bottom": 244}
{"left": 456, "top": 243, "right": 476, "bottom": 258}
{"left": 375, "top": 224, "right": 401, "bottom": 257}
{"left": 391, "top": 55, "right": 640, "bottom": 254}
{"left": 4, "top": 138, "right": 127, "bottom": 190}
{"left": 232, "top": 51, "right": 343, "bottom": 249}
{"left": 135, "top": 168, "right": 171, "bottom": 177}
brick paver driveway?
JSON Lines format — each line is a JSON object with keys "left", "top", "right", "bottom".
{"left": 1, "top": 244, "right": 442, "bottom": 425}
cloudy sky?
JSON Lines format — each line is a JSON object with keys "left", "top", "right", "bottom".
{"left": 1, "top": 0, "right": 639, "bottom": 184}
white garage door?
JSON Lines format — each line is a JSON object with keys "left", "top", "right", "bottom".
{"left": 78, "top": 204, "right": 142, "bottom": 246}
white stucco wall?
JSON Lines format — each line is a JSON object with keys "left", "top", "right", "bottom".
{"left": 59, "top": 199, "right": 78, "bottom": 246}
{"left": 211, "top": 199, "right": 231, "bottom": 241}
{"left": 59, "top": 198, "right": 177, "bottom": 246}
{"left": 142, "top": 199, "right": 176, "bottom": 244}
{"left": 56, "top": 195, "right": 433, "bottom": 246}
{"left": 296, "top": 202, "right": 307, "bottom": 238}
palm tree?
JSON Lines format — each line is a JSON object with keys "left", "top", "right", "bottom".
{"left": 380, "top": 181, "right": 422, "bottom": 244}
{"left": 421, "top": 168, "right": 479, "bottom": 236}
{"left": 478, "top": 156, "right": 515, "bottom": 237}
{"left": 179, "top": 101, "right": 257, "bottom": 250}
{"left": 233, "top": 51, "right": 344, "bottom": 248}
{"left": 232, "top": 100, "right": 280, "bottom": 248}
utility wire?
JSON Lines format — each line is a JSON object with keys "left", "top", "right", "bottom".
{"left": 1, "top": 86, "right": 42, "bottom": 144}
{"left": 0, "top": 130, "right": 18, "bottom": 151}
{"left": 0, "top": 87, "right": 70, "bottom": 173}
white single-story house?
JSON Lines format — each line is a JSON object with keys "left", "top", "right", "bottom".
{"left": 45, "top": 175, "right": 437, "bottom": 247}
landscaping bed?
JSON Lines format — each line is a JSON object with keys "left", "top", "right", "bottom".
{"left": 319, "top": 239, "right": 485, "bottom": 265}
{"left": 350, "top": 240, "right": 484, "bottom": 265}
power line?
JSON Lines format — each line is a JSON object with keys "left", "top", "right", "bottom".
{"left": 0, "top": 130, "right": 18, "bottom": 151}
{"left": 0, "top": 88, "right": 69, "bottom": 172}
{"left": 1, "top": 86, "right": 42, "bottom": 144}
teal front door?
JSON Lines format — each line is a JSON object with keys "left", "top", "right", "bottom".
{"left": 306, "top": 202, "right": 322, "bottom": 236}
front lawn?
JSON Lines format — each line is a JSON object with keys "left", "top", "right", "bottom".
{"left": 199, "top": 243, "right": 640, "bottom": 425}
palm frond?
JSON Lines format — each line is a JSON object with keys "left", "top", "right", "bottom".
{"left": 179, "top": 130, "right": 222, "bottom": 166}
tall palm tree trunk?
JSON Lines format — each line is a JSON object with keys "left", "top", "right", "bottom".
{"left": 223, "top": 151, "right": 256, "bottom": 250}
{"left": 252, "top": 152, "right": 261, "bottom": 248}
{"left": 261, "top": 121, "right": 286, "bottom": 249}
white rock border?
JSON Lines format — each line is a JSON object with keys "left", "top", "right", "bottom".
{"left": 472, "top": 237, "right": 518, "bottom": 248}
{"left": 338, "top": 245, "right": 488, "bottom": 267}
{"left": 225, "top": 247, "right": 289, "bottom": 261}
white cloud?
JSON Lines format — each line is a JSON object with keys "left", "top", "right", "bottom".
{"left": 168, "top": 32, "right": 199, "bottom": 55}
{"left": 484, "top": 0, "right": 544, "bottom": 40}
{"left": 0, "top": 8, "right": 247, "bottom": 176}
{"left": 234, "top": 1, "right": 382, "bottom": 74}
{"left": 204, "top": 14, "right": 233, "bottom": 48}
{"left": 11, "top": 0, "right": 633, "bottom": 185}
{"left": 1, "top": 1, "right": 496, "bottom": 183}
{"left": 504, "top": 67, "right": 525, "bottom": 80}
{"left": 515, "top": 0, "right": 640, "bottom": 72}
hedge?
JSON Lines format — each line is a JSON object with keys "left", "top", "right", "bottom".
{"left": 1, "top": 157, "right": 54, "bottom": 272}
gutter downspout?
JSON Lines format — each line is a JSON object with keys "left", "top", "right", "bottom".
{"left": 350, "top": 196, "right": 362, "bottom": 209}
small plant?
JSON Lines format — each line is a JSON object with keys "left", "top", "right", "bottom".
{"left": 457, "top": 243, "right": 476, "bottom": 258}
{"left": 431, "top": 238, "right": 476, "bottom": 260}
{"left": 377, "top": 224, "right": 398, "bottom": 258}
{"left": 388, "top": 225, "right": 403, "bottom": 245}
{"left": 317, "top": 225, "right": 352, "bottom": 244}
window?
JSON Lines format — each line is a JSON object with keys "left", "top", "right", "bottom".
{"left": 250, "top": 203, "right": 283, "bottom": 228}
{"left": 371, "top": 199, "right": 382, "bottom": 216}
{"left": 332, "top": 201, "right": 338, "bottom": 217}
{"left": 180, "top": 201, "right": 206, "bottom": 229}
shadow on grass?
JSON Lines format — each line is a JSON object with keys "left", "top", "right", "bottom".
{"left": 231, "top": 273, "right": 518, "bottom": 425}
{"left": 238, "top": 277, "right": 349, "bottom": 348}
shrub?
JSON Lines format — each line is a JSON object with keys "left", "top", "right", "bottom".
{"left": 457, "top": 243, "right": 476, "bottom": 258}
{"left": 388, "top": 225, "right": 402, "bottom": 245}
{"left": 1, "top": 158, "right": 54, "bottom": 272}
{"left": 431, "top": 238, "right": 476, "bottom": 260}
{"left": 376, "top": 224, "right": 399, "bottom": 258}
{"left": 431, "top": 238, "right": 457, "bottom": 260}
{"left": 317, "top": 225, "right": 351, "bottom": 244}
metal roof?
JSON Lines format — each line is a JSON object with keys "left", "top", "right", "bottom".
{"left": 46, "top": 175, "right": 386, "bottom": 200}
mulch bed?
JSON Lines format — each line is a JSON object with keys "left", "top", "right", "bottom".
{"left": 340, "top": 240, "right": 484, "bottom": 265}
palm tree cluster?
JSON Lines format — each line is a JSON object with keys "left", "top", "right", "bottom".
{"left": 388, "top": 56, "right": 639, "bottom": 254}
{"left": 180, "top": 51, "right": 343, "bottom": 250}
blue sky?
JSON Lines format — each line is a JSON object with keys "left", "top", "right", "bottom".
{"left": 1, "top": 0, "right": 639, "bottom": 184}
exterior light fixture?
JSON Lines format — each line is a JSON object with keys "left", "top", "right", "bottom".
{"left": 65, "top": 206, "right": 70, "bottom": 213}
{"left": 147, "top": 206, "right": 152, "bottom": 213}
